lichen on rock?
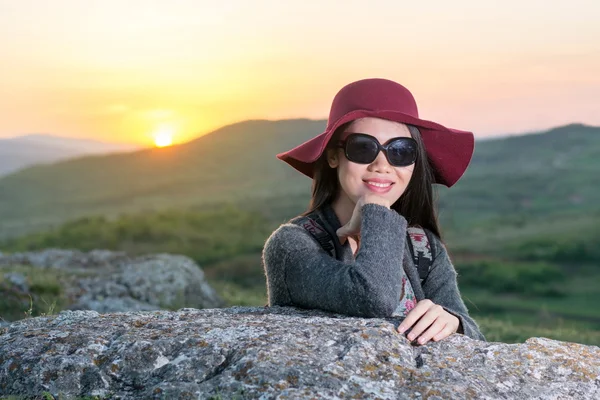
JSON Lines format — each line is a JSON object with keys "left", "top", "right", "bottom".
{"left": 1, "top": 306, "right": 598, "bottom": 399}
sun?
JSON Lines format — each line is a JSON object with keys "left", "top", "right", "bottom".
{"left": 153, "top": 127, "right": 174, "bottom": 148}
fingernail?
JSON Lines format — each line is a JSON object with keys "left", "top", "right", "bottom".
{"left": 398, "top": 326, "right": 406, "bottom": 333}
{"left": 407, "top": 333, "right": 415, "bottom": 340}
{"left": 418, "top": 337, "right": 425, "bottom": 344}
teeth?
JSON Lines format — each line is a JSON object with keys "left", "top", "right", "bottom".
{"left": 367, "top": 181, "right": 392, "bottom": 188}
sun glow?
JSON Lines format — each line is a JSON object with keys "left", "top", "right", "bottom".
{"left": 153, "top": 126, "right": 174, "bottom": 147}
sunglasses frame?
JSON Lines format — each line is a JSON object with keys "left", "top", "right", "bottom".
{"left": 335, "top": 133, "right": 418, "bottom": 167}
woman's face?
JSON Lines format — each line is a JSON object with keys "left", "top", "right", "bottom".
{"left": 327, "top": 117, "right": 415, "bottom": 206}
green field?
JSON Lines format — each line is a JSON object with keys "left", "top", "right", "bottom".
{"left": 2, "top": 203, "right": 599, "bottom": 346}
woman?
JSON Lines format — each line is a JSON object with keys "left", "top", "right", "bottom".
{"left": 262, "top": 78, "right": 486, "bottom": 344}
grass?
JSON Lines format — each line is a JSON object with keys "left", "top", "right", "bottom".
{"left": 0, "top": 265, "right": 72, "bottom": 322}
{"left": 476, "top": 315, "right": 600, "bottom": 346}
{"left": 208, "top": 279, "right": 268, "bottom": 307}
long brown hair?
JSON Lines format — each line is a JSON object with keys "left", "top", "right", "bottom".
{"left": 302, "top": 121, "right": 443, "bottom": 240}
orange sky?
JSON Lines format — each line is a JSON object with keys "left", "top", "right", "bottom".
{"left": 1, "top": 0, "right": 599, "bottom": 146}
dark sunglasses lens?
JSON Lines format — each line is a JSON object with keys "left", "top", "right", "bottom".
{"left": 346, "top": 135, "right": 379, "bottom": 163}
{"left": 387, "top": 139, "right": 417, "bottom": 166}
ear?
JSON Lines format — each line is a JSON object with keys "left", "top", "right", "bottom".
{"left": 326, "top": 148, "right": 339, "bottom": 168}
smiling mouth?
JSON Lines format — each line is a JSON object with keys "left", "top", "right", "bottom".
{"left": 363, "top": 181, "right": 395, "bottom": 193}
{"left": 363, "top": 180, "right": 394, "bottom": 188}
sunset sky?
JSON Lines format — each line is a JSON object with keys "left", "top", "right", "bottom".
{"left": 1, "top": 0, "right": 599, "bottom": 146}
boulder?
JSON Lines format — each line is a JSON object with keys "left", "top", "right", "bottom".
{"left": 0, "top": 249, "right": 224, "bottom": 319}
{"left": 1, "top": 306, "right": 598, "bottom": 399}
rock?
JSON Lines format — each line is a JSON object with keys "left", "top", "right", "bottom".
{"left": 3, "top": 272, "right": 28, "bottom": 292}
{"left": 0, "top": 249, "right": 224, "bottom": 319}
{"left": 1, "top": 306, "right": 598, "bottom": 399}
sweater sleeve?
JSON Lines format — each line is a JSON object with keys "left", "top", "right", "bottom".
{"left": 262, "top": 204, "right": 407, "bottom": 318}
{"left": 421, "top": 234, "right": 487, "bottom": 341}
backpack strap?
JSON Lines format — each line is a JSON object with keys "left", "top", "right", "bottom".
{"left": 293, "top": 212, "right": 337, "bottom": 259}
{"left": 265, "top": 212, "right": 336, "bottom": 307}
{"left": 406, "top": 227, "right": 435, "bottom": 285}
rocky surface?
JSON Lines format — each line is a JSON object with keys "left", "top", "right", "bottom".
{"left": 0, "top": 249, "right": 224, "bottom": 319}
{"left": 1, "top": 306, "right": 598, "bottom": 399}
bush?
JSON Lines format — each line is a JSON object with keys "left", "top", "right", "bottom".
{"left": 0, "top": 205, "right": 273, "bottom": 266}
{"left": 511, "top": 237, "right": 600, "bottom": 263}
{"left": 456, "top": 259, "right": 567, "bottom": 297}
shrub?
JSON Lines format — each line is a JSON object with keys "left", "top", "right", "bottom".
{"left": 456, "top": 259, "right": 567, "bottom": 297}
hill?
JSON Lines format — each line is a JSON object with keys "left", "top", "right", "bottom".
{"left": 0, "top": 119, "right": 321, "bottom": 237}
{"left": 0, "top": 121, "right": 599, "bottom": 238}
{"left": 440, "top": 123, "right": 600, "bottom": 231}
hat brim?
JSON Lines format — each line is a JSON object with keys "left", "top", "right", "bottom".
{"left": 276, "top": 109, "right": 474, "bottom": 188}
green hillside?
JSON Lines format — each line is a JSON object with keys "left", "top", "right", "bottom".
{"left": 0, "top": 121, "right": 599, "bottom": 239}
{"left": 441, "top": 123, "right": 600, "bottom": 231}
{"left": 0, "top": 119, "right": 319, "bottom": 238}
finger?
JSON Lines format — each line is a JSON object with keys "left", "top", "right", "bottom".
{"left": 405, "top": 304, "right": 444, "bottom": 341}
{"left": 337, "top": 226, "right": 360, "bottom": 241}
{"left": 435, "top": 314, "right": 460, "bottom": 338}
{"left": 336, "top": 227, "right": 349, "bottom": 242}
{"left": 416, "top": 319, "right": 447, "bottom": 345}
{"left": 433, "top": 324, "right": 455, "bottom": 342}
{"left": 397, "top": 299, "right": 433, "bottom": 333}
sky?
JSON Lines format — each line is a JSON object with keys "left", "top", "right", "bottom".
{"left": 1, "top": 0, "right": 599, "bottom": 146}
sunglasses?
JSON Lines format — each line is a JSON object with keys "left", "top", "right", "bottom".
{"left": 335, "top": 133, "right": 418, "bottom": 167}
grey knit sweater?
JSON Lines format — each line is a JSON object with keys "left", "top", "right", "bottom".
{"left": 262, "top": 202, "right": 486, "bottom": 341}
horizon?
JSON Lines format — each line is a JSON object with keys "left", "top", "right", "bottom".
{"left": 1, "top": 0, "right": 599, "bottom": 146}
{"left": 3, "top": 119, "right": 598, "bottom": 147}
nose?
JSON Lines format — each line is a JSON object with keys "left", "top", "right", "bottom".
{"left": 367, "top": 149, "right": 393, "bottom": 173}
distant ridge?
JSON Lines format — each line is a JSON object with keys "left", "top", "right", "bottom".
{"left": 4, "top": 133, "right": 140, "bottom": 149}
{"left": 0, "top": 134, "right": 142, "bottom": 177}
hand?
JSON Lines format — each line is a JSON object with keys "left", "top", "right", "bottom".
{"left": 396, "top": 299, "right": 460, "bottom": 345}
{"left": 336, "top": 194, "right": 390, "bottom": 245}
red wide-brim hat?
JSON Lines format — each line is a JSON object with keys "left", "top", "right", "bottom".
{"left": 276, "top": 78, "right": 474, "bottom": 187}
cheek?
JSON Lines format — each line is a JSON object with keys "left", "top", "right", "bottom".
{"left": 394, "top": 166, "right": 414, "bottom": 192}
{"left": 338, "top": 162, "right": 366, "bottom": 194}
{"left": 402, "top": 166, "right": 415, "bottom": 182}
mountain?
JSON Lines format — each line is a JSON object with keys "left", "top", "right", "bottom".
{"left": 0, "top": 120, "right": 598, "bottom": 239}
{"left": 0, "top": 134, "right": 141, "bottom": 177}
